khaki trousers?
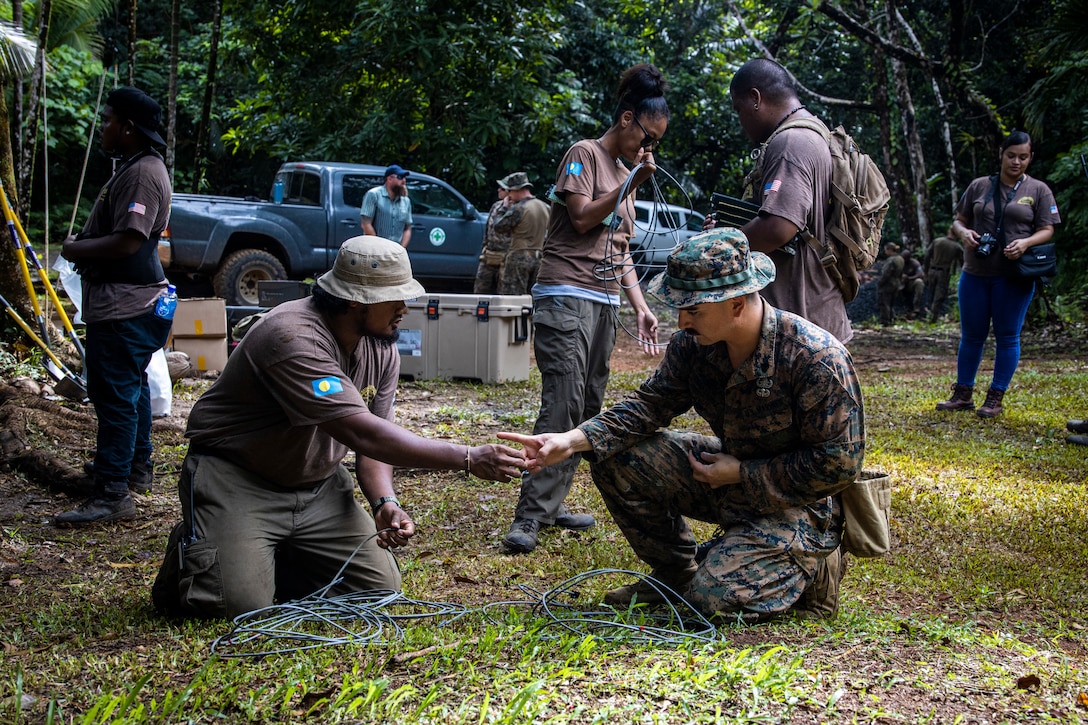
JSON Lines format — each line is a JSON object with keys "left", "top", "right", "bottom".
{"left": 152, "top": 453, "right": 400, "bottom": 619}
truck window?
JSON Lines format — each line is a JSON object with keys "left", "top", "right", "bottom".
{"left": 343, "top": 174, "right": 382, "bottom": 208}
{"left": 407, "top": 179, "right": 462, "bottom": 218}
{"left": 286, "top": 172, "right": 322, "bottom": 206}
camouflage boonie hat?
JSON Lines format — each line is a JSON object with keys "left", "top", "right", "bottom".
{"left": 647, "top": 227, "right": 776, "bottom": 308}
{"left": 497, "top": 172, "right": 533, "bottom": 190}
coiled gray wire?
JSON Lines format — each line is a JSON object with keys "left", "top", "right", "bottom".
{"left": 211, "top": 533, "right": 722, "bottom": 657}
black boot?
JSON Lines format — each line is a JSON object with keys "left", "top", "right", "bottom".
{"left": 82, "top": 459, "right": 154, "bottom": 494}
{"left": 55, "top": 480, "right": 135, "bottom": 526}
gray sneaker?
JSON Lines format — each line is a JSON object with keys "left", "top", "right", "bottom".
{"left": 55, "top": 494, "right": 136, "bottom": 526}
{"left": 503, "top": 517, "right": 540, "bottom": 553}
{"left": 553, "top": 506, "right": 595, "bottom": 531}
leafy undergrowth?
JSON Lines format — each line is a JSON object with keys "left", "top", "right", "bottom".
{"left": 1, "top": 318, "right": 1087, "bottom": 724}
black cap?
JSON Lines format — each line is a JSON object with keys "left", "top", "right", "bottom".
{"left": 106, "top": 86, "right": 165, "bottom": 146}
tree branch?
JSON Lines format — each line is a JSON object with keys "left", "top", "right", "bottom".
{"left": 816, "top": 1, "right": 936, "bottom": 72}
{"left": 724, "top": 0, "right": 873, "bottom": 110}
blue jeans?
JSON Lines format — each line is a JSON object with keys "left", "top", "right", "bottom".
{"left": 85, "top": 312, "right": 173, "bottom": 482}
{"left": 955, "top": 272, "right": 1035, "bottom": 391}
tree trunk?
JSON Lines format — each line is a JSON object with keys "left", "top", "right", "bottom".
{"left": 16, "top": 0, "right": 51, "bottom": 222}
{"left": 165, "top": 0, "right": 180, "bottom": 178}
{"left": 871, "top": 46, "right": 908, "bottom": 251}
{"left": 192, "top": 0, "right": 224, "bottom": 194}
{"left": 887, "top": 2, "right": 929, "bottom": 251}
{"left": 0, "top": 91, "right": 33, "bottom": 322}
{"left": 127, "top": 0, "right": 138, "bottom": 85}
{"left": 893, "top": 7, "right": 959, "bottom": 225}
{"left": 12, "top": 0, "right": 24, "bottom": 206}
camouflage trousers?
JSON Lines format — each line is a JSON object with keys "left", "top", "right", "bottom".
{"left": 926, "top": 269, "right": 952, "bottom": 320}
{"left": 591, "top": 430, "right": 842, "bottom": 619}
{"left": 473, "top": 257, "right": 503, "bottom": 295}
{"left": 499, "top": 250, "right": 540, "bottom": 296}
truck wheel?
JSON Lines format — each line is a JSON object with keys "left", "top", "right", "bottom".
{"left": 213, "top": 249, "right": 287, "bottom": 306}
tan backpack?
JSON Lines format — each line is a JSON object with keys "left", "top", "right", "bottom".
{"left": 744, "top": 118, "right": 891, "bottom": 302}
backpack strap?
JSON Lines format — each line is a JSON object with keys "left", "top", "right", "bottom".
{"left": 760, "top": 117, "right": 835, "bottom": 260}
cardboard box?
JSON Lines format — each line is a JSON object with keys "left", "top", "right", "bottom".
{"left": 398, "top": 294, "right": 532, "bottom": 383}
{"left": 258, "top": 280, "right": 311, "bottom": 308}
{"left": 173, "top": 298, "right": 228, "bottom": 338}
{"left": 172, "top": 336, "right": 228, "bottom": 372}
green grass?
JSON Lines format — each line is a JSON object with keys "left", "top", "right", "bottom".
{"left": 1, "top": 326, "right": 1087, "bottom": 723}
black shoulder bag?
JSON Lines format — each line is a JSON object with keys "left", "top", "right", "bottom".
{"left": 993, "top": 175, "right": 1058, "bottom": 282}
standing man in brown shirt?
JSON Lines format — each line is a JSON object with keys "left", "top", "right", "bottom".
{"left": 706, "top": 58, "right": 851, "bottom": 343}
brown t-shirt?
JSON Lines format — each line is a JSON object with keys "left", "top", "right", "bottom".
{"left": 80, "top": 152, "right": 171, "bottom": 323}
{"left": 508, "top": 197, "right": 551, "bottom": 253}
{"left": 956, "top": 174, "right": 1061, "bottom": 277}
{"left": 185, "top": 298, "right": 399, "bottom": 488}
{"left": 754, "top": 124, "right": 852, "bottom": 344}
{"left": 536, "top": 139, "right": 636, "bottom": 297}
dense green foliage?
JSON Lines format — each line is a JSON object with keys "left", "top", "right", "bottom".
{"left": 7, "top": 0, "right": 1088, "bottom": 306}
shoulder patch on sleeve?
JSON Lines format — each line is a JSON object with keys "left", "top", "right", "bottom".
{"left": 311, "top": 377, "right": 344, "bottom": 396}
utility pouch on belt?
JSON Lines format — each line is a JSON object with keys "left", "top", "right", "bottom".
{"left": 482, "top": 250, "right": 506, "bottom": 267}
{"left": 840, "top": 469, "right": 892, "bottom": 557}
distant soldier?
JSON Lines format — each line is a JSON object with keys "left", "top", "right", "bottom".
{"left": 473, "top": 176, "right": 515, "bottom": 294}
{"left": 499, "top": 173, "right": 550, "bottom": 296}
{"left": 923, "top": 234, "right": 963, "bottom": 322}
{"left": 877, "top": 243, "right": 904, "bottom": 326}
{"left": 900, "top": 249, "right": 925, "bottom": 318}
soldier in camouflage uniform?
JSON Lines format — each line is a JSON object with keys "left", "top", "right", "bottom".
{"left": 501, "top": 228, "right": 865, "bottom": 620}
{"left": 923, "top": 234, "right": 963, "bottom": 322}
{"left": 497, "top": 173, "right": 550, "bottom": 295}
{"left": 473, "top": 181, "right": 513, "bottom": 294}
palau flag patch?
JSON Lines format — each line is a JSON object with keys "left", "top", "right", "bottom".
{"left": 566, "top": 161, "right": 583, "bottom": 177}
{"left": 311, "top": 377, "right": 343, "bottom": 396}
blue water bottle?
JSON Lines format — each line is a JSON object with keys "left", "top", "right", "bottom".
{"left": 155, "top": 284, "right": 178, "bottom": 320}
{"left": 272, "top": 178, "right": 285, "bottom": 204}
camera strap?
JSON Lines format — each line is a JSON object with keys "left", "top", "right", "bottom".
{"left": 989, "top": 173, "right": 1025, "bottom": 245}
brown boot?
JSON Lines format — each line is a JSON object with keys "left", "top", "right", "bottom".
{"left": 603, "top": 561, "right": 698, "bottom": 607}
{"left": 976, "top": 387, "right": 1005, "bottom": 418}
{"left": 792, "top": 547, "right": 844, "bottom": 620}
{"left": 936, "top": 383, "right": 975, "bottom": 411}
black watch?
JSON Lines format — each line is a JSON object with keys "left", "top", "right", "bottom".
{"left": 370, "top": 496, "right": 401, "bottom": 515}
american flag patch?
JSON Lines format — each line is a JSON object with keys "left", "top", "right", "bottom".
{"left": 764, "top": 179, "right": 782, "bottom": 193}
{"left": 128, "top": 202, "right": 147, "bottom": 215}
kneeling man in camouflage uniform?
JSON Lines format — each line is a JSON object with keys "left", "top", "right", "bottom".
{"left": 501, "top": 228, "right": 864, "bottom": 620}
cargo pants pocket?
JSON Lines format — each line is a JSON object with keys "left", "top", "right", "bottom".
{"left": 151, "top": 521, "right": 227, "bottom": 619}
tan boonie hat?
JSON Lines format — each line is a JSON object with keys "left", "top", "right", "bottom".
{"left": 647, "top": 227, "right": 776, "bottom": 308}
{"left": 497, "top": 172, "right": 533, "bottom": 190}
{"left": 883, "top": 242, "right": 901, "bottom": 254}
{"left": 316, "top": 235, "right": 426, "bottom": 304}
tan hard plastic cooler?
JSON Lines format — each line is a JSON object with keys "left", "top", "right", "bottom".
{"left": 397, "top": 294, "right": 533, "bottom": 383}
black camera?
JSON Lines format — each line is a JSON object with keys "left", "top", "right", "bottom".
{"left": 976, "top": 233, "right": 997, "bottom": 257}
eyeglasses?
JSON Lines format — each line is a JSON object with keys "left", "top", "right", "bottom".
{"left": 632, "top": 115, "right": 661, "bottom": 151}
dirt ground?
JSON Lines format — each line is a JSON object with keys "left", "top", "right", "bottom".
{"left": 1, "top": 316, "right": 1085, "bottom": 722}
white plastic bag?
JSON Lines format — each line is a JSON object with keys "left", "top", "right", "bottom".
{"left": 148, "top": 348, "right": 172, "bottom": 417}
{"left": 52, "top": 256, "right": 83, "bottom": 325}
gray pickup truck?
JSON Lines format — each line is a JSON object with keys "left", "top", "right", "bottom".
{"left": 161, "top": 161, "right": 487, "bottom": 305}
